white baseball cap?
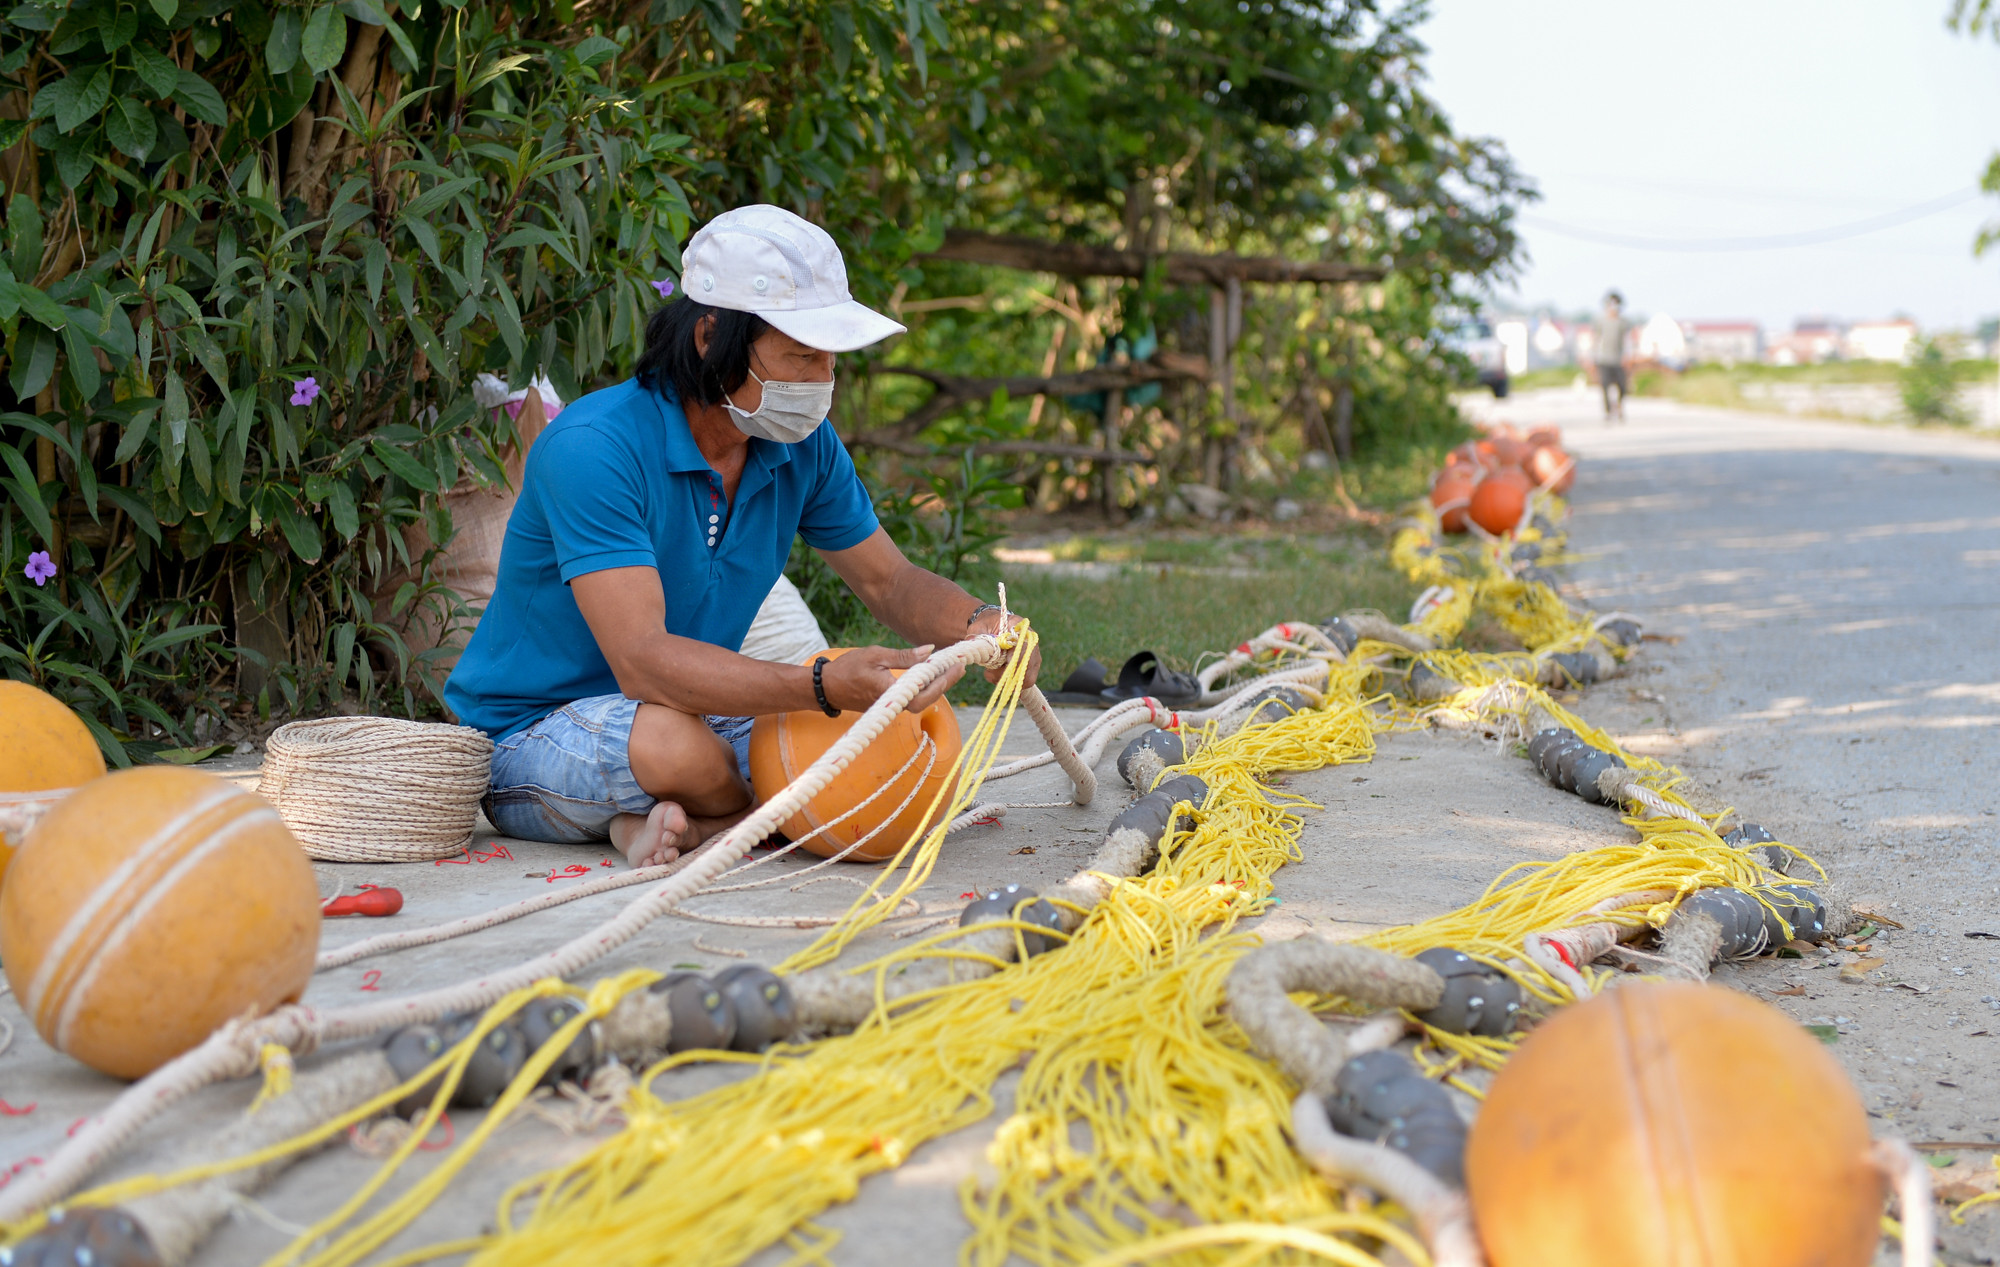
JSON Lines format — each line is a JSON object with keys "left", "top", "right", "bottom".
{"left": 680, "top": 205, "right": 906, "bottom": 353}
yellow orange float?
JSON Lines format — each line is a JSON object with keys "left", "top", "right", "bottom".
{"left": 0, "top": 766, "right": 320, "bottom": 1079}
{"left": 749, "top": 648, "right": 963, "bottom": 861}
{"left": 1429, "top": 464, "right": 1479, "bottom": 534}
{"left": 1466, "top": 981, "right": 1881, "bottom": 1267}
{"left": 1467, "top": 465, "right": 1532, "bottom": 536}
{"left": 0, "top": 679, "right": 106, "bottom": 891}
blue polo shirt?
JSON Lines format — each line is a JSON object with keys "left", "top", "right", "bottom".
{"left": 444, "top": 378, "right": 879, "bottom": 740}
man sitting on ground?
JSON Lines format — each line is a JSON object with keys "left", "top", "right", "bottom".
{"left": 446, "top": 205, "right": 1036, "bottom": 868}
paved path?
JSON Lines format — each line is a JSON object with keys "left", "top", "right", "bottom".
{"left": 1473, "top": 388, "right": 2000, "bottom": 1263}
{"left": 5, "top": 390, "right": 1997, "bottom": 1263}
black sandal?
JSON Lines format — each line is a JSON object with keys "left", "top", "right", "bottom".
{"left": 1098, "top": 651, "right": 1202, "bottom": 708}
{"left": 1044, "top": 656, "right": 1114, "bottom": 706}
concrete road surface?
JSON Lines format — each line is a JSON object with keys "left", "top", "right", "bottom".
{"left": 3, "top": 388, "right": 1997, "bottom": 1264}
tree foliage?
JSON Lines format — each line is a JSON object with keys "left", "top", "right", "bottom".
{"left": 0, "top": 0, "right": 1524, "bottom": 758}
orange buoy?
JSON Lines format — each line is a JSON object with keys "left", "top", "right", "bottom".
{"left": 749, "top": 649, "right": 963, "bottom": 861}
{"left": 1525, "top": 444, "right": 1575, "bottom": 493}
{"left": 1525, "top": 424, "right": 1562, "bottom": 450}
{"left": 1480, "top": 435, "right": 1527, "bottom": 467}
{"left": 1466, "top": 982, "right": 1881, "bottom": 1267}
{"left": 1467, "top": 465, "right": 1532, "bottom": 535}
{"left": 0, "top": 681, "right": 107, "bottom": 891}
{"left": 0, "top": 766, "right": 319, "bottom": 1079}
{"left": 1429, "top": 465, "right": 1480, "bottom": 534}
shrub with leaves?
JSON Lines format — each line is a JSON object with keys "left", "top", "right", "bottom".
{"left": 1899, "top": 335, "right": 1968, "bottom": 426}
{"left": 0, "top": 0, "right": 951, "bottom": 761}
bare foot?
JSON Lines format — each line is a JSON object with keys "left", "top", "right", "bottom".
{"left": 608, "top": 801, "right": 689, "bottom": 869}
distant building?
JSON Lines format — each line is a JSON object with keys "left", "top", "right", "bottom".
{"left": 1636, "top": 314, "right": 1688, "bottom": 369}
{"left": 1766, "top": 319, "right": 1848, "bottom": 366}
{"left": 1845, "top": 319, "right": 1918, "bottom": 363}
{"left": 1532, "top": 317, "right": 1570, "bottom": 364}
{"left": 1684, "top": 321, "right": 1762, "bottom": 366}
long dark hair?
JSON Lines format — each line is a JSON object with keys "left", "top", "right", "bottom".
{"left": 634, "top": 298, "right": 770, "bottom": 406}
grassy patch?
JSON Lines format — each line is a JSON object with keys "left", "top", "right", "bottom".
{"left": 960, "top": 532, "right": 1415, "bottom": 703}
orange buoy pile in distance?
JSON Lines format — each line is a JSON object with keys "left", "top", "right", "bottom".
{"left": 1429, "top": 424, "right": 1575, "bottom": 535}
{"left": 1466, "top": 981, "right": 1882, "bottom": 1267}
{"left": 0, "top": 680, "right": 107, "bottom": 892}
{"left": 0, "top": 766, "right": 321, "bottom": 1080}
{"left": 748, "top": 648, "right": 963, "bottom": 861}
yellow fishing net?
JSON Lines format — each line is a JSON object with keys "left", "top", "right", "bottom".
{"left": 7, "top": 492, "right": 1823, "bottom": 1267}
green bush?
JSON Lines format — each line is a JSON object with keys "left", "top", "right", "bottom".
{"left": 0, "top": 0, "right": 952, "bottom": 760}
{"left": 1900, "top": 336, "right": 1969, "bottom": 425}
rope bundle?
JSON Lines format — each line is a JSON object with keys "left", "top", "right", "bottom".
{"left": 257, "top": 718, "right": 493, "bottom": 862}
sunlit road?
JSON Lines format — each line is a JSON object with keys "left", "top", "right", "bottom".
{"left": 1471, "top": 386, "right": 2000, "bottom": 1256}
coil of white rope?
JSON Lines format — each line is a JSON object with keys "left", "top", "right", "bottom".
{"left": 258, "top": 717, "right": 493, "bottom": 862}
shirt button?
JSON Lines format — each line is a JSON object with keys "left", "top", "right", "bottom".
{"left": 709, "top": 514, "right": 719, "bottom": 523}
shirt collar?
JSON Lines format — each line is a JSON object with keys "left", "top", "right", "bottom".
{"left": 650, "top": 383, "right": 800, "bottom": 478}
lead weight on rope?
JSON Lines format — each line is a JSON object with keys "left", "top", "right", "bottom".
{"left": 0, "top": 1207, "right": 161, "bottom": 1267}
{"left": 1766, "top": 885, "right": 1830, "bottom": 944}
{"left": 1116, "top": 729, "right": 1186, "bottom": 790}
{"left": 1722, "top": 822, "right": 1791, "bottom": 874}
{"left": 1412, "top": 947, "right": 1523, "bottom": 1038}
{"left": 1317, "top": 616, "right": 1360, "bottom": 655}
{"left": 1236, "top": 684, "right": 1313, "bottom": 718}
{"left": 383, "top": 1023, "right": 449, "bottom": 1117}
{"left": 1408, "top": 663, "right": 1460, "bottom": 703}
{"left": 1518, "top": 565, "right": 1564, "bottom": 592}
{"left": 1599, "top": 617, "right": 1643, "bottom": 648}
{"left": 1531, "top": 729, "right": 1584, "bottom": 783}
{"left": 653, "top": 972, "right": 737, "bottom": 1054}
{"left": 1567, "top": 747, "right": 1626, "bottom": 804}
{"left": 1537, "top": 733, "right": 1590, "bottom": 790}
{"left": 1324, "top": 1050, "right": 1468, "bottom": 1185}
{"left": 1524, "top": 727, "right": 1572, "bottom": 768}
{"left": 711, "top": 965, "right": 799, "bottom": 1052}
{"left": 517, "top": 996, "right": 600, "bottom": 1088}
{"left": 1546, "top": 650, "right": 1600, "bottom": 687}
{"left": 438, "top": 1013, "right": 531, "bottom": 1108}
{"left": 1014, "top": 897, "right": 1066, "bottom": 957}
{"left": 1675, "top": 888, "right": 1776, "bottom": 961}
{"left": 959, "top": 884, "right": 1064, "bottom": 956}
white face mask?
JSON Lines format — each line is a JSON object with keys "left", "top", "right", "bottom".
{"left": 724, "top": 368, "right": 833, "bottom": 443}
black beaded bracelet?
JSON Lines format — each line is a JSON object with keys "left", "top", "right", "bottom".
{"left": 812, "top": 656, "right": 840, "bottom": 717}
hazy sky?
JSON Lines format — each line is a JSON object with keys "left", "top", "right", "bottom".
{"left": 1419, "top": 0, "right": 2000, "bottom": 331}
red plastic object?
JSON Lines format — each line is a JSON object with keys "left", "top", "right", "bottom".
{"left": 322, "top": 885, "right": 403, "bottom": 917}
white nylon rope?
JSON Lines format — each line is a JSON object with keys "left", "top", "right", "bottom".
{"left": 319, "top": 718, "right": 949, "bottom": 972}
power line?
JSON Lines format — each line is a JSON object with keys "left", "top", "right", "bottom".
{"left": 1518, "top": 187, "right": 1983, "bottom": 252}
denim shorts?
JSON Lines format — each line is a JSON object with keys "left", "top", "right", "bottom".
{"left": 483, "top": 694, "right": 754, "bottom": 844}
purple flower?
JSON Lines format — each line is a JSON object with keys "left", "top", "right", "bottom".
{"left": 651, "top": 278, "right": 676, "bottom": 299}
{"left": 24, "top": 551, "right": 56, "bottom": 587}
{"left": 290, "top": 377, "right": 320, "bottom": 407}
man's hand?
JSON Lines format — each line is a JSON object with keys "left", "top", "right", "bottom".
{"left": 969, "top": 612, "right": 1043, "bottom": 687}
{"left": 819, "top": 645, "right": 965, "bottom": 715}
